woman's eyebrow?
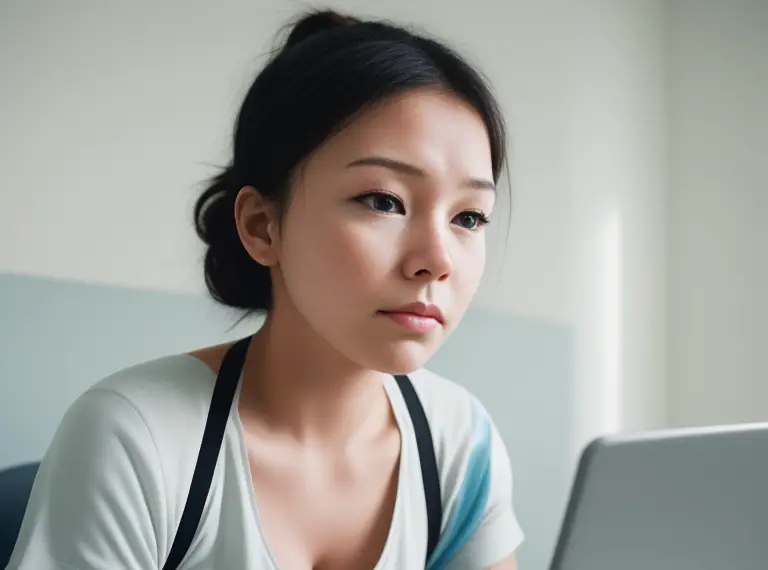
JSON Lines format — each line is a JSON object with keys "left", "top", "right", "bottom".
{"left": 346, "top": 156, "right": 496, "bottom": 192}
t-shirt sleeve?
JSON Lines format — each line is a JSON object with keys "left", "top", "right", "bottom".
{"left": 445, "top": 421, "right": 524, "bottom": 570}
{"left": 6, "top": 388, "right": 167, "bottom": 570}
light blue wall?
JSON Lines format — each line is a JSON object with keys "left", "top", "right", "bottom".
{"left": 0, "top": 271, "right": 572, "bottom": 569}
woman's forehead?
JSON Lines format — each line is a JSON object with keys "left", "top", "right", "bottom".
{"left": 309, "top": 90, "right": 494, "bottom": 178}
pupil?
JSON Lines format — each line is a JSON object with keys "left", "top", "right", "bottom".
{"left": 376, "top": 196, "right": 395, "bottom": 211}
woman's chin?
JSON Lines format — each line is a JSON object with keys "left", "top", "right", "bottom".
{"left": 355, "top": 339, "right": 440, "bottom": 376}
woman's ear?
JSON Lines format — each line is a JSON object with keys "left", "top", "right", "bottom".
{"left": 234, "top": 186, "right": 280, "bottom": 267}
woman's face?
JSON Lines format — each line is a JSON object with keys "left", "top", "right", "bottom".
{"left": 257, "top": 89, "right": 495, "bottom": 374}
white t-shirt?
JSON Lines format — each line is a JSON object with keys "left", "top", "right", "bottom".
{"left": 7, "top": 354, "right": 523, "bottom": 569}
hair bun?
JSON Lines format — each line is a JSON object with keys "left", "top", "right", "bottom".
{"left": 284, "top": 10, "right": 357, "bottom": 49}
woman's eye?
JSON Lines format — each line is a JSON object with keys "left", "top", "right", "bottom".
{"left": 453, "top": 211, "right": 490, "bottom": 230}
{"left": 358, "top": 192, "right": 405, "bottom": 214}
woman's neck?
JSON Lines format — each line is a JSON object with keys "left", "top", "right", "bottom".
{"left": 239, "top": 306, "right": 392, "bottom": 446}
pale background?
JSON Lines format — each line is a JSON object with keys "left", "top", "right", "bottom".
{"left": 1, "top": 1, "right": 766, "bottom": 568}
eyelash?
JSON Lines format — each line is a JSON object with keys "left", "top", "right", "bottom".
{"left": 354, "top": 190, "right": 491, "bottom": 231}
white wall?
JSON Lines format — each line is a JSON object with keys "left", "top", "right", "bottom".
{"left": 667, "top": 0, "right": 768, "bottom": 427}
{"left": 563, "top": 0, "right": 668, "bottom": 461}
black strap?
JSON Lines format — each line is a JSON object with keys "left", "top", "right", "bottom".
{"left": 162, "top": 337, "right": 442, "bottom": 569}
{"left": 162, "top": 336, "right": 250, "bottom": 570}
{"left": 395, "top": 374, "right": 443, "bottom": 563}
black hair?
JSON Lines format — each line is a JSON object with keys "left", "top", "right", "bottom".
{"left": 194, "top": 9, "right": 508, "bottom": 314}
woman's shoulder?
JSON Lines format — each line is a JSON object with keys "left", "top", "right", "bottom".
{"left": 41, "top": 352, "right": 221, "bottom": 496}
{"left": 404, "top": 369, "right": 524, "bottom": 568}
{"left": 73, "top": 352, "right": 220, "bottom": 464}
{"left": 404, "top": 367, "right": 512, "bottom": 502}
{"left": 9, "top": 353, "right": 221, "bottom": 569}
{"left": 405, "top": 368, "right": 492, "bottom": 442}
{"left": 89, "top": 352, "right": 219, "bottom": 420}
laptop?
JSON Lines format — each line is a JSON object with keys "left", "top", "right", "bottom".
{"left": 549, "top": 423, "right": 768, "bottom": 570}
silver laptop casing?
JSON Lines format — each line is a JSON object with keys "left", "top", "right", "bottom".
{"left": 550, "top": 423, "right": 768, "bottom": 570}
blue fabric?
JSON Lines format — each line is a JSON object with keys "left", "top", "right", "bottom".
{"left": 0, "top": 462, "right": 40, "bottom": 568}
{"left": 426, "top": 404, "right": 492, "bottom": 570}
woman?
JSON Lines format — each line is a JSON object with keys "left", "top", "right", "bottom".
{"left": 8, "top": 9, "right": 523, "bottom": 570}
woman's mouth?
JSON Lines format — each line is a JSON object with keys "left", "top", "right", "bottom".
{"left": 377, "top": 302, "right": 445, "bottom": 333}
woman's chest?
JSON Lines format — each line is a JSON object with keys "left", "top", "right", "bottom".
{"left": 245, "top": 436, "right": 400, "bottom": 570}
{"left": 185, "top": 431, "right": 428, "bottom": 570}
